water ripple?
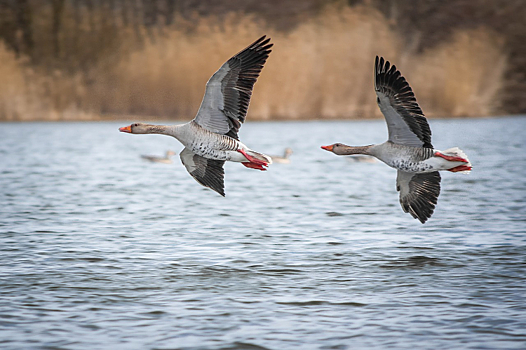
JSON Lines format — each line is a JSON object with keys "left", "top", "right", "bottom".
{"left": 0, "top": 118, "right": 525, "bottom": 349}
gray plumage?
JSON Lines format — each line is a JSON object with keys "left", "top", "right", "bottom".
{"left": 375, "top": 56, "right": 433, "bottom": 149}
{"left": 397, "top": 171, "right": 441, "bottom": 223}
{"left": 194, "top": 36, "right": 273, "bottom": 140}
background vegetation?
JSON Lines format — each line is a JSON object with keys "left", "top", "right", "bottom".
{"left": 0, "top": 0, "right": 524, "bottom": 121}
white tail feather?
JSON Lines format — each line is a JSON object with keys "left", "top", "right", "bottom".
{"left": 443, "top": 147, "right": 472, "bottom": 173}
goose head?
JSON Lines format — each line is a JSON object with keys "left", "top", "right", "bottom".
{"left": 119, "top": 123, "right": 155, "bottom": 134}
{"left": 321, "top": 143, "right": 346, "bottom": 154}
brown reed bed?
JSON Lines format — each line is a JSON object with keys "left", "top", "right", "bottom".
{"left": 0, "top": 3, "right": 506, "bottom": 121}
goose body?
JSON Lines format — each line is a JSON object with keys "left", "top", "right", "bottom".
{"left": 322, "top": 57, "right": 472, "bottom": 223}
{"left": 367, "top": 143, "right": 469, "bottom": 173}
{"left": 119, "top": 36, "right": 273, "bottom": 196}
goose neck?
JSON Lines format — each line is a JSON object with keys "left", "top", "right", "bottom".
{"left": 335, "top": 144, "right": 374, "bottom": 156}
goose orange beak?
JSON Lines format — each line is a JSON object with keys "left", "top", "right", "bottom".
{"left": 119, "top": 125, "right": 132, "bottom": 133}
{"left": 321, "top": 145, "right": 333, "bottom": 151}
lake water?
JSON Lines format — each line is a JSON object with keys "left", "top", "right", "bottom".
{"left": 1, "top": 116, "right": 525, "bottom": 350}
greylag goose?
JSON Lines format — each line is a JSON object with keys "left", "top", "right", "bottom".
{"left": 322, "top": 56, "right": 472, "bottom": 223}
{"left": 270, "top": 148, "right": 293, "bottom": 164}
{"left": 141, "top": 150, "right": 176, "bottom": 164}
{"left": 119, "top": 36, "right": 273, "bottom": 196}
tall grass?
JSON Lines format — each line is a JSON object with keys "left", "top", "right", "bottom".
{"left": 0, "top": 4, "right": 506, "bottom": 121}
{"left": 410, "top": 29, "right": 506, "bottom": 117}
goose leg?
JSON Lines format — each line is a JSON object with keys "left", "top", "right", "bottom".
{"left": 447, "top": 165, "right": 472, "bottom": 172}
{"left": 237, "top": 149, "right": 268, "bottom": 166}
{"left": 434, "top": 151, "right": 469, "bottom": 163}
{"left": 242, "top": 162, "right": 266, "bottom": 171}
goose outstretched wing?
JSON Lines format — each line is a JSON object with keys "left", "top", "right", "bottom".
{"left": 180, "top": 148, "right": 225, "bottom": 196}
{"left": 375, "top": 56, "right": 433, "bottom": 148}
{"left": 194, "top": 36, "right": 273, "bottom": 140}
{"left": 396, "top": 170, "right": 441, "bottom": 223}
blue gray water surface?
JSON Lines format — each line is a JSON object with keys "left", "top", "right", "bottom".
{"left": 1, "top": 117, "right": 525, "bottom": 350}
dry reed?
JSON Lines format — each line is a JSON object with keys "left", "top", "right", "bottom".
{"left": 0, "top": 3, "right": 507, "bottom": 121}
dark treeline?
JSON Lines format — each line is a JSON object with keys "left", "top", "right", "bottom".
{"left": 0, "top": 0, "right": 524, "bottom": 119}
{"left": 0, "top": 0, "right": 322, "bottom": 68}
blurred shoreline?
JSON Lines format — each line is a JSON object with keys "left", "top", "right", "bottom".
{"left": 1, "top": 0, "right": 524, "bottom": 122}
{"left": 1, "top": 114, "right": 522, "bottom": 124}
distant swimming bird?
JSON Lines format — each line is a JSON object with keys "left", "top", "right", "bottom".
{"left": 269, "top": 148, "right": 293, "bottom": 164}
{"left": 119, "top": 36, "right": 273, "bottom": 196}
{"left": 141, "top": 150, "right": 176, "bottom": 164}
{"left": 345, "top": 155, "right": 377, "bottom": 163}
{"left": 322, "top": 56, "right": 472, "bottom": 223}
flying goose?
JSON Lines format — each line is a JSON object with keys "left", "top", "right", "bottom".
{"left": 119, "top": 36, "right": 273, "bottom": 196}
{"left": 141, "top": 150, "right": 176, "bottom": 164}
{"left": 322, "top": 56, "right": 472, "bottom": 223}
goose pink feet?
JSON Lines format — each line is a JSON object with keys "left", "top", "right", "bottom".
{"left": 237, "top": 149, "right": 268, "bottom": 166}
{"left": 238, "top": 149, "right": 268, "bottom": 171}
{"left": 242, "top": 162, "right": 267, "bottom": 171}
{"left": 434, "top": 151, "right": 469, "bottom": 163}
{"left": 448, "top": 165, "right": 472, "bottom": 172}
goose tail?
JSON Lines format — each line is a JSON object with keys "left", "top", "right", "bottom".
{"left": 443, "top": 147, "right": 472, "bottom": 173}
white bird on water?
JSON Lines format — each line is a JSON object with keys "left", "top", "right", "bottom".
{"left": 141, "top": 150, "right": 176, "bottom": 164}
{"left": 322, "top": 56, "right": 472, "bottom": 223}
{"left": 269, "top": 148, "right": 293, "bottom": 164}
{"left": 119, "top": 36, "right": 273, "bottom": 196}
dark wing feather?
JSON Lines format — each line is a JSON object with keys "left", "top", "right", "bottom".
{"left": 180, "top": 148, "right": 225, "bottom": 196}
{"left": 397, "top": 171, "right": 441, "bottom": 223}
{"left": 194, "top": 36, "right": 273, "bottom": 140}
{"left": 375, "top": 56, "right": 433, "bottom": 148}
